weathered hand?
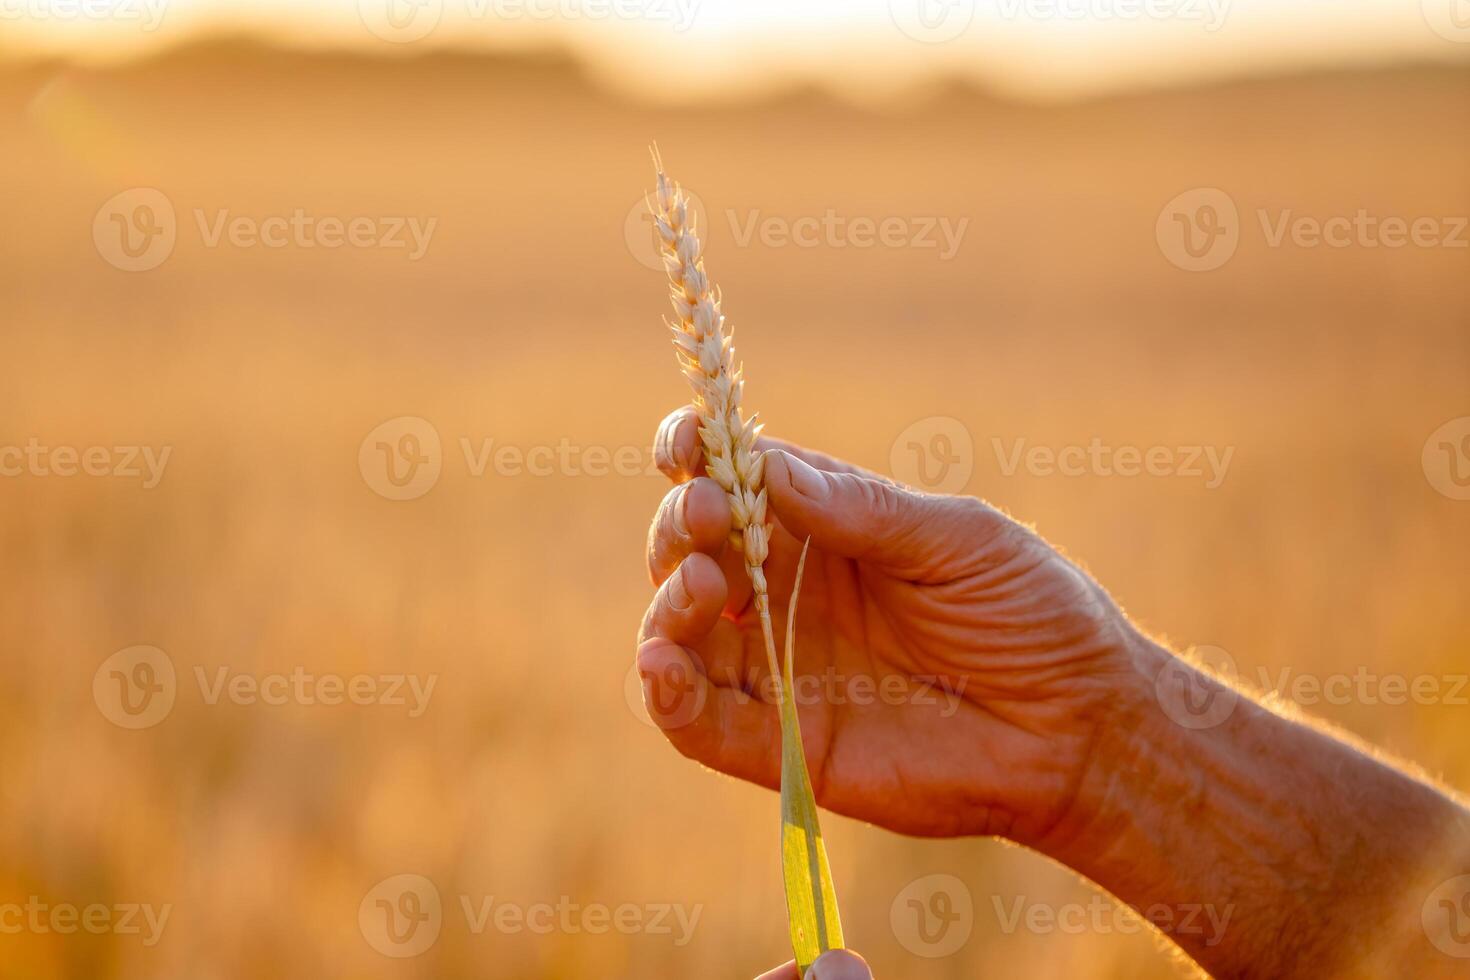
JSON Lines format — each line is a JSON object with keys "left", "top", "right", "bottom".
{"left": 636, "top": 406, "right": 1140, "bottom": 842}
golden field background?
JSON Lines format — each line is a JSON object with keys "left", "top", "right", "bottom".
{"left": 1, "top": 41, "right": 1468, "bottom": 978}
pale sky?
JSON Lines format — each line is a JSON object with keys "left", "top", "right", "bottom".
{"left": 2, "top": 0, "right": 1467, "bottom": 101}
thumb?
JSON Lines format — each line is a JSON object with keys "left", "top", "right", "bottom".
{"left": 764, "top": 449, "right": 1000, "bottom": 574}
{"left": 806, "top": 949, "right": 873, "bottom": 979}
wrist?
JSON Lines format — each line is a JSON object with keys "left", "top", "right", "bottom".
{"left": 1028, "top": 632, "right": 1289, "bottom": 972}
{"left": 1027, "top": 629, "right": 1470, "bottom": 978}
{"left": 1033, "top": 626, "right": 1177, "bottom": 873}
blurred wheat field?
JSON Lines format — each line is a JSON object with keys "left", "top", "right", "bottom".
{"left": 0, "top": 43, "right": 1468, "bottom": 978}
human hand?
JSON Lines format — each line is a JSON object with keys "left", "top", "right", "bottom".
{"left": 754, "top": 949, "right": 872, "bottom": 979}
{"left": 636, "top": 407, "right": 1146, "bottom": 842}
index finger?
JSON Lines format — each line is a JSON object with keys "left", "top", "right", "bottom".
{"left": 652, "top": 407, "right": 886, "bottom": 486}
{"left": 654, "top": 405, "right": 706, "bottom": 483}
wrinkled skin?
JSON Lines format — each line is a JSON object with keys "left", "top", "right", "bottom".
{"left": 636, "top": 406, "right": 1141, "bottom": 845}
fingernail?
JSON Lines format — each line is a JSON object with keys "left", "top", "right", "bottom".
{"left": 806, "top": 949, "right": 871, "bottom": 979}
{"left": 658, "top": 411, "right": 699, "bottom": 475}
{"left": 671, "top": 483, "right": 691, "bottom": 537}
{"left": 667, "top": 564, "right": 693, "bottom": 611}
{"left": 655, "top": 413, "right": 679, "bottom": 468}
{"left": 780, "top": 451, "right": 830, "bottom": 501}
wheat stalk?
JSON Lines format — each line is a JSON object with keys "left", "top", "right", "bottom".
{"left": 648, "top": 149, "right": 843, "bottom": 970}
{"left": 649, "top": 148, "right": 782, "bottom": 697}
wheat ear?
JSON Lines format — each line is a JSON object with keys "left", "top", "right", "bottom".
{"left": 650, "top": 150, "right": 782, "bottom": 696}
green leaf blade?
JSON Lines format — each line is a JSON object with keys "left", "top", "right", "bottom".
{"left": 779, "top": 538, "right": 844, "bottom": 973}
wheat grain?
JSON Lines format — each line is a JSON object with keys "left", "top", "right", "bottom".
{"left": 650, "top": 148, "right": 783, "bottom": 693}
